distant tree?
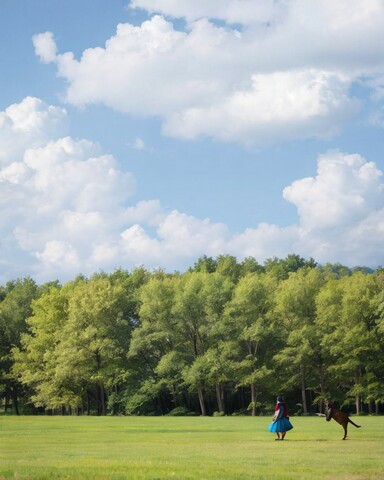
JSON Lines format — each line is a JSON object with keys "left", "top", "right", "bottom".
{"left": 215, "top": 255, "right": 242, "bottom": 283}
{"left": 264, "top": 254, "right": 316, "bottom": 280}
{"left": 190, "top": 255, "right": 217, "bottom": 273}
{"left": 240, "top": 257, "right": 265, "bottom": 276}
{"left": 318, "top": 263, "right": 352, "bottom": 279}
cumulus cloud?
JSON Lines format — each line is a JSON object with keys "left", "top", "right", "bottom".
{"left": 0, "top": 96, "right": 67, "bottom": 164}
{"left": 129, "top": 0, "right": 285, "bottom": 25}
{"left": 1, "top": 98, "right": 384, "bottom": 282}
{"left": 0, "top": 98, "right": 136, "bottom": 281}
{"left": 163, "top": 70, "right": 358, "bottom": 144}
{"left": 282, "top": 150, "right": 384, "bottom": 266}
{"left": 283, "top": 151, "right": 383, "bottom": 230}
{"left": 33, "top": 31, "right": 58, "bottom": 63}
{"left": 32, "top": 0, "right": 384, "bottom": 145}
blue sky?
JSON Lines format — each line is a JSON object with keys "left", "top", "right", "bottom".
{"left": 1, "top": 0, "right": 384, "bottom": 282}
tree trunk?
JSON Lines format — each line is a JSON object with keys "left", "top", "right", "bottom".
{"left": 355, "top": 394, "right": 361, "bottom": 415}
{"left": 215, "top": 383, "right": 225, "bottom": 413}
{"left": 13, "top": 384, "right": 20, "bottom": 416}
{"left": 100, "top": 383, "right": 106, "bottom": 416}
{"left": 250, "top": 383, "right": 257, "bottom": 416}
{"left": 4, "top": 386, "right": 10, "bottom": 414}
{"left": 355, "top": 370, "right": 361, "bottom": 415}
{"left": 87, "top": 391, "right": 91, "bottom": 415}
{"left": 301, "top": 367, "right": 308, "bottom": 414}
{"left": 197, "top": 385, "right": 207, "bottom": 416}
{"left": 319, "top": 365, "right": 326, "bottom": 414}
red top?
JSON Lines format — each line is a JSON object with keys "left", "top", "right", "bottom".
{"left": 275, "top": 402, "right": 289, "bottom": 419}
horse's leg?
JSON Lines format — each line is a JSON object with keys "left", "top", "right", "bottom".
{"left": 342, "top": 423, "right": 347, "bottom": 440}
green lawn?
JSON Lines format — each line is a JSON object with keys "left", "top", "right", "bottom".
{"left": 0, "top": 415, "right": 383, "bottom": 479}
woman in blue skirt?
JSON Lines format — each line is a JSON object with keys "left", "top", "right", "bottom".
{"left": 268, "top": 396, "right": 293, "bottom": 440}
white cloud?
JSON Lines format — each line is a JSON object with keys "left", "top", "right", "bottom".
{"left": 35, "top": 240, "right": 79, "bottom": 269}
{"left": 33, "top": 31, "right": 58, "bottom": 63}
{"left": 1, "top": 98, "right": 384, "bottom": 282}
{"left": 130, "top": 0, "right": 384, "bottom": 35}
{"left": 129, "top": 0, "right": 285, "bottom": 25}
{"left": 33, "top": 0, "right": 384, "bottom": 145}
{"left": 124, "top": 200, "right": 163, "bottom": 225}
{"left": 163, "top": 70, "right": 358, "bottom": 144}
{"left": 114, "top": 149, "right": 384, "bottom": 269}
{"left": 282, "top": 150, "right": 384, "bottom": 266}
{"left": 0, "top": 98, "right": 136, "bottom": 281}
{"left": 283, "top": 151, "right": 383, "bottom": 231}
{"left": 0, "top": 97, "right": 67, "bottom": 165}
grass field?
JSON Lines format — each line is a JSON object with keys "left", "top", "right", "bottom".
{"left": 1, "top": 415, "right": 383, "bottom": 479}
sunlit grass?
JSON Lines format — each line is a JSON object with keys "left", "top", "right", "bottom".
{"left": 1, "top": 415, "right": 383, "bottom": 479}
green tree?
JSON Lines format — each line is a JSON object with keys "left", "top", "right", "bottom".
{"left": 200, "top": 272, "right": 234, "bottom": 413}
{"left": 190, "top": 255, "right": 217, "bottom": 273}
{"left": 215, "top": 255, "right": 242, "bottom": 283}
{"left": 274, "top": 268, "right": 325, "bottom": 413}
{"left": 369, "top": 272, "right": 384, "bottom": 412}
{"left": 56, "top": 275, "right": 133, "bottom": 414}
{"left": 317, "top": 272, "right": 380, "bottom": 413}
{"left": 12, "top": 284, "right": 72, "bottom": 412}
{"left": 128, "top": 275, "right": 179, "bottom": 414}
{"left": 225, "top": 273, "right": 277, "bottom": 415}
{"left": 0, "top": 277, "right": 40, "bottom": 414}
{"left": 172, "top": 272, "right": 211, "bottom": 415}
{"left": 240, "top": 257, "right": 265, "bottom": 276}
{"left": 265, "top": 254, "right": 317, "bottom": 280}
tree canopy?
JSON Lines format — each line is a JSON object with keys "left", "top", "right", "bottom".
{"left": 1, "top": 255, "right": 383, "bottom": 416}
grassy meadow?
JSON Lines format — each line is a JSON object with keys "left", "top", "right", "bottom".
{"left": 1, "top": 415, "right": 383, "bottom": 480}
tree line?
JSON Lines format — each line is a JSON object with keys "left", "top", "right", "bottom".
{"left": 1, "top": 254, "right": 383, "bottom": 416}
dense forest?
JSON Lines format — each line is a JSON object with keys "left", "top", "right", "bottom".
{"left": 1, "top": 254, "right": 383, "bottom": 417}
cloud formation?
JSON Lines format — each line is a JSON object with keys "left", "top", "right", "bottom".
{"left": 1, "top": 97, "right": 383, "bottom": 282}
{"left": 32, "top": 0, "right": 384, "bottom": 145}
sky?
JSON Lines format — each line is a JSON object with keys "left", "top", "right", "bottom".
{"left": 1, "top": 0, "right": 384, "bottom": 283}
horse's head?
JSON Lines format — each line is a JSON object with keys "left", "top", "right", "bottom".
{"left": 325, "top": 402, "right": 334, "bottom": 421}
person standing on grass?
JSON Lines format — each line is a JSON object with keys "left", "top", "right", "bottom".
{"left": 268, "top": 396, "right": 293, "bottom": 440}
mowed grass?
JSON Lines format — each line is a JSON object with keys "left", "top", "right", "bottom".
{"left": 1, "top": 415, "right": 383, "bottom": 479}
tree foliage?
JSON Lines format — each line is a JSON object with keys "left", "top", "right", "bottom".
{"left": 1, "top": 256, "right": 384, "bottom": 416}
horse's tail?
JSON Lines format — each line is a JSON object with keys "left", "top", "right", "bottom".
{"left": 348, "top": 418, "right": 361, "bottom": 428}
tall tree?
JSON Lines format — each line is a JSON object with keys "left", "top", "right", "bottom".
{"left": 12, "top": 283, "right": 72, "bottom": 412}
{"left": 274, "top": 268, "right": 325, "bottom": 413}
{"left": 317, "top": 272, "right": 380, "bottom": 413}
{"left": 172, "top": 272, "right": 211, "bottom": 415}
{"left": 59, "top": 276, "right": 133, "bottom": 414}
{"left": 225, "top": 273, "right": 277, "bottom": 415}
{"left": 201, "top": 272, "right": 234, "bottom": 413}
{"left": 128, "top": 275, "right": 180, "bottom": 414}
{"left": 0, "top": 277, "right": 40, "bottom": 414}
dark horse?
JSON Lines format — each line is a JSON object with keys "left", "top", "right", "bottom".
{"left": 326, "top": 402, "right": 361, "bottom": 440}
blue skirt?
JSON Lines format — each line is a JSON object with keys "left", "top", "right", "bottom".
{"left": 268, "top": 417, "right": 293, "bottom": 433}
